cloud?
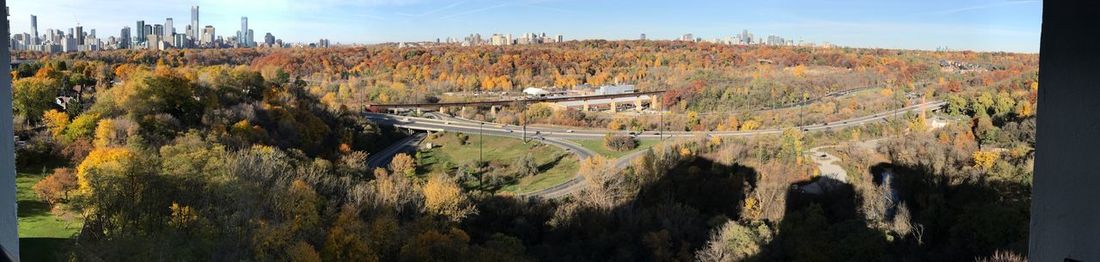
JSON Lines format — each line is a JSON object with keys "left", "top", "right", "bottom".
{"left": 925, "top": 0, "right": 1039, "bottom": 16}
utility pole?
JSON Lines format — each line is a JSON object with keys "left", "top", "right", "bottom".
{"left": 479, "top": 123, "right": 484, "bottom": 164}
{"left": 660, "top": 111, "right": 665, "bottom": 141}
{"left": 521, "top": 99, "right": 528, "bottom": 144}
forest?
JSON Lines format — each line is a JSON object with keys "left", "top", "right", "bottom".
{"left": 11, "top": 41, "right": 1035, "bottom": 261}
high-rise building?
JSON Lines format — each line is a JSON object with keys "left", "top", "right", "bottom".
{"left": 640, "top": 33, "right": 646, "bottom": 41}
{"left": 239, "top": 17, "right": 250, "bottom": 47}
{"left": 30, "top": 15, "right": 38, "bottom": 45}
{"left": 136, "top": 20, "right": 145, "bottom": 42}
{"left": 119, "top": 27, "right": 130, "bottom": 49}
{"left": 75, "top": 26, "right": 84, "bottom": 45}
{"left": 247, "top": 29, "right": 254, "bottom": 47}
{"left": 201, "top": 25, "right": 215, "bottom": 46}
{"left": 264, "top": 32, "right": 275, "bottom": 45}
{"left": 165, "top": 18, "right": 173, "bottom": 38}
{"left": 153, "top": 24, "right": 163, "bottom": 38}
{"left": 190, "top": 6, "right": 199, "bottom": 41}
{"left": 89, "top": 29, "right": 95, "bottom": 39}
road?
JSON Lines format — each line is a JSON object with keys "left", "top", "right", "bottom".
{"left": 364, "top": 100, "right": 945, "bottom": 198}
{"left": 366, "top": 100, "right": 945, "bottom": 140}
{"left": 801, "top": 146, "right": 849, "bottom": 195}
{"left": 366, "top": 133, "right": 427, "bottom": 169}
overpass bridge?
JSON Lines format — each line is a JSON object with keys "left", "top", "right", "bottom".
{"left": 367, "top": 91, "right": 666, "bottom": 114}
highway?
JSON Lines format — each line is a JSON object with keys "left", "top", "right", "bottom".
{"left": 366, "top": 100, "right": 946, "bottom": 140}
{"left": 364, "top": 100, "right": 946, "bottom": 198}
{"left": 366, "top": 133, "right": 427, "bottom": 169}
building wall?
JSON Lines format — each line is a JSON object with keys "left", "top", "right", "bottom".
{"left": 1, "top": 2, "right": 23, "bottom": 260}
{"left": 1030, "top": 1, "right": 1100, "bottom": 261}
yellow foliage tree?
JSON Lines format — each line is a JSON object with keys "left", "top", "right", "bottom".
{"left": 389, "top": 153, "right": 416, "bottom": 178}
{"left": 740, "top": 120, "right": 761, "bottom": 131}
{"left": 42, "top": 109, "right": 70, "bottom": 139}
{"left": 423, "top": 175, "right": 473, "bottom": 221}
{"left": 972, "top": 150, "right": 1000, "bottom": 171}
{"left": 76, "top": 147, "right": 135, "bottom": 194}
{"left": 607, "top": 118, "right": 625, "bottom": 130}
{"left": 93, "top": 119, "right": 115, "bottom": 147}
{"left": 792, "top": 65, "right": 807, "bottom": 78}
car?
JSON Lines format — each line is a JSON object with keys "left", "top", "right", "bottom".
{"left": 506, "top": 129, "right": 514, "bottom": 133}
{"left": 566, "top": 130, "right": 575, "bottom": 133}
{"left": 444, "top": 121, "right": 451, "bottom": 125}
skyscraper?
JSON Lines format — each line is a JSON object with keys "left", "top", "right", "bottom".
{"left": 136, "top": 20, "right": 145, "bottom": 42}
{"left": 75, "top": 26, "right": 84, "bottom": 45}
{"left": 239, "top": 16, "right": 250, "bottom": 47}
{"left": 191, "top": 6, "right": 199, "bottom": 41}
{"left": 165, "top": 18, "right": 173, "bottom": 39}
{"left": 119, "top": 27, "right": 130, "bottom": 49}
{"left": 30, "top": 15, "right": 38, "bottom": 45}
{"left": 264, "top": 32, "right": 275, "bottom": 45}
{"left": 153, "top": 24, "right": 163, "bottom": 39}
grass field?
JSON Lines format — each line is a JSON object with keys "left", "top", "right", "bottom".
{"left": 574, "top": 139, "right": 660, "bottom": 158}
{"left": 418, "top": 133, "right": 579, "bottom": 194}
{"left": 17, "top": 165, "right": 82, "bottom": 261}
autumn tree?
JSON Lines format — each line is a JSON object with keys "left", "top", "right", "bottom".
{"left": 423, "top": 175, "right": 475, "bottom": 221}
{"left": 390, "top": 153, "right": 417, "bottom": 178}
{"left": 779, "top": 128, "right": 804, "bottom": 164}
{"left": 42, "top": 109, "right": 70, "bottom": 139}
{"left": 322, "top": 206, "right": 378, "bottom": 262}
{"left": 33, "top": 168, "right": 78, "bottom": 205}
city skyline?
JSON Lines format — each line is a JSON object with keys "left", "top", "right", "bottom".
{"left": 7, "top": 0, "right": 1042, "bottom": 52}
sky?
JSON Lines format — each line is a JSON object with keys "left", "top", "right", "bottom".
{"left": 7, "top": 0, "right": 1042, "bottom": 52}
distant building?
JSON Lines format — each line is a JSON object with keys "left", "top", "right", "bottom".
{"left": 136, "top": 20, "right": 146, "bottom": 43}
{"left": 595, "top": 84, "right": 636, "bottom": 95}
{"left": 201, "top": 26, "right": 215, "bottom": 46}
{"left": 165, "top": 18, "right": 174, "bottom": 39}
{"left": 523, "top": 87, "right": 552, "bottom": 97}
{"left": 190, "top": 6, "right": 199, "bottom": 42}
{"left": 118, "top": 27, "right": 130, "bottom": 49}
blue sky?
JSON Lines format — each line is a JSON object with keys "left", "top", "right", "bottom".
{"left": 8, "top": 0, "right": 1042, "bottom": 52}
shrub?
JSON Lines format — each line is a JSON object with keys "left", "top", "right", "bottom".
{"left": 603, "top": 134, "right": 638, "bottom": 152}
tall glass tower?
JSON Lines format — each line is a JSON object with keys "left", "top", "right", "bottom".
{"left": 191, "top": 6, "right": 199, "bottom": 41}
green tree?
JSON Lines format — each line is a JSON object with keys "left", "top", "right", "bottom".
{"left": 945, "top": 94, "right": 968, "bottom": 116}
{"left": 13, "top": 77, "right": 62, "bottom": 122}
{"left": 780, "top": 128, "right": 804, "bottom": 164}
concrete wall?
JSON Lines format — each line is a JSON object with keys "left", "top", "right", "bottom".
{"left": 1029, "top": 1, "right": 1100, "bottom": 261}
{"left": 1, "top": 1, "right": 21, "bottom": 260}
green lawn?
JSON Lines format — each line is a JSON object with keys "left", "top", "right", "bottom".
{"left": 418, "top": 133, "right": 579, "bottom": 194}
{"left": 574, "top": 139, "right": 661, "bottom": 158}
{"left": 17, "top": 165, "right": 82, "bottom": 261}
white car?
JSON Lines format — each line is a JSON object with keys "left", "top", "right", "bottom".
{"left": 566, "top": 130, "right": 575, "bottom": 133}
